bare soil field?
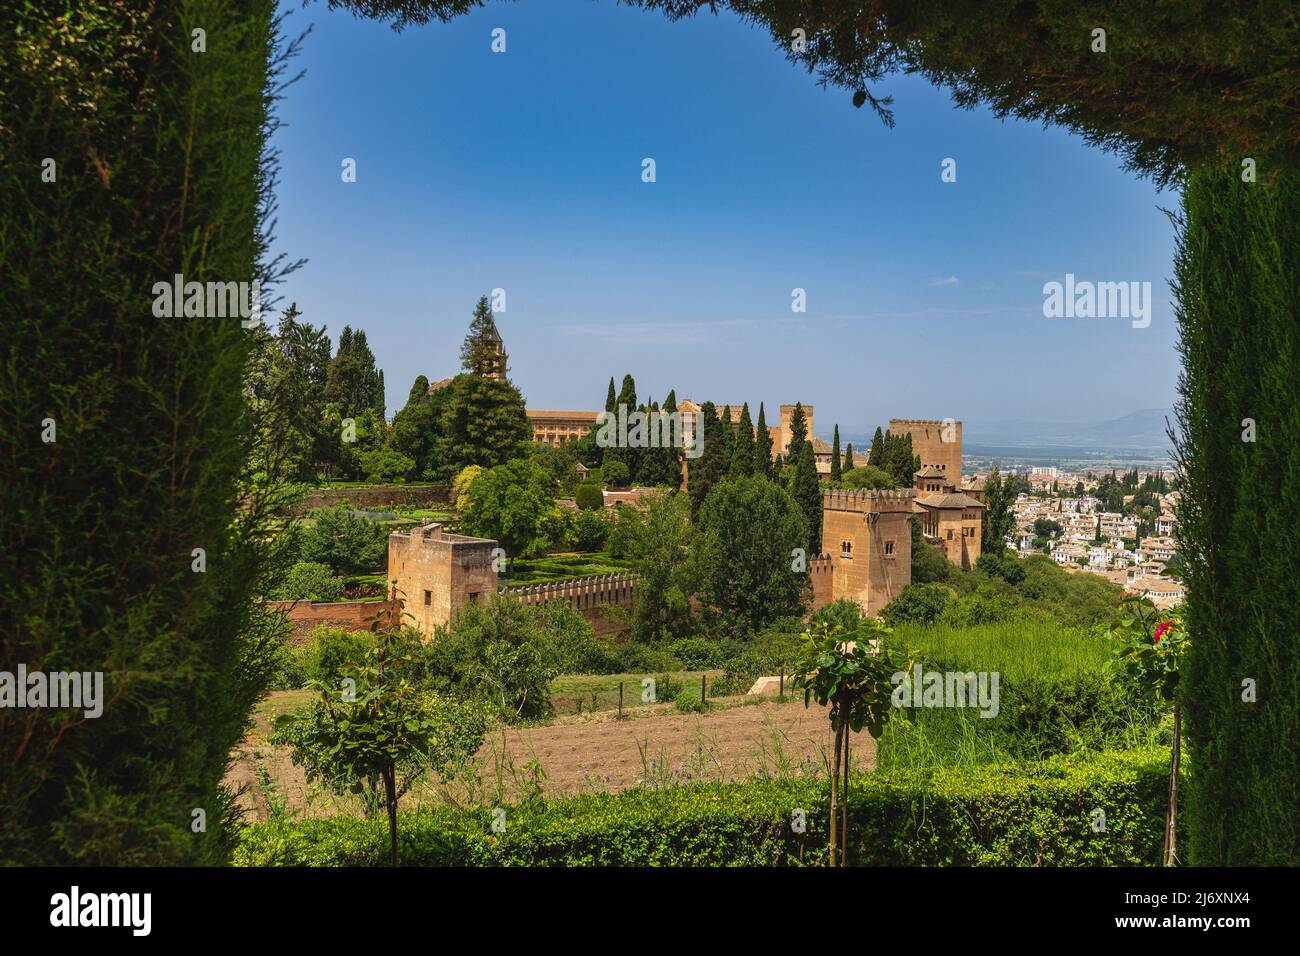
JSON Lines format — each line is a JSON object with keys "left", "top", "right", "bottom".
{"left": 227, "top": 690, "right": 874, "bottom": 822}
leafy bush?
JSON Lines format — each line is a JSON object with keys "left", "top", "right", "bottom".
{"left": 575, "top": 483, "right": 604, "bottom": 511}
{"left": 295, "top": 627, "right": 377, "bottom": 689}
{"left": 360, "top": 448, "right": 416, "bottom": 483}
{"left": 613, "top": 643, "right": 682, "bottom": 674}
{"left": 653, "top": 672, "right": 684, "bottom": 703}
{"left": 270, "top": 562, "right": 346, "bottom": 602}
{"left": 572, "top": 508, "right": 612, "bottom": 551}
{"left": 601, "top": 459, "right": 630, "bottom": 489}
{"left": 298, "top": 505, "right": 389, "bottom": 574}
{"left": 881, "top": 584, "right": 954, "bottom": 626}
{"left": 235, "top": 747, "right": 1175, "bottom": 866}
{"left": 975, "top": 552, "right": 1026, "bottom": 585}
{"left": 674, "top": 689, "right": 705, "bottom": 713}
{"left": 664, "top": 638, "right": 725, "bottom": 669}
{"left": 414, "top": 595, "right": 604, "bottom": 722}
{"left": 266, "top": 638, "right": 307, "bottom": 691}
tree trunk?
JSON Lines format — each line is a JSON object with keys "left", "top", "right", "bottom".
{"left": 1164, "top": 702, "right": 1180, "bottom": 866}
{"left": 384, "top": 761, "right": 399, "bottom": 866}
{"left": 841, "top": 726, "right": 850, "bottom": 866}
{"left": 829, "top": 722, "right": 841, "bottom": 867}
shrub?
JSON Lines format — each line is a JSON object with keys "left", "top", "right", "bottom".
{"left": 234, "top": 747, "right": 1175, "bottom": 866}
{"left": 298, "top": 505, "right": 389, "bottom": 574}
{"left": 416, "top": 595, "right": 585, "bottom": 722}
{"left": 572, "top": 508, "right": 612, "bottom": 551}
{"left": 602, "top": 459, "right": 630, "bottom": 489}
{"left": 613, "top": 643, "right": 682, "bottom": 674}
{"left": 266, "top": 638, "right": 307, "bottom": 691}
{"left": 360, "top": 448, "right": 416, "bottom": 483}
{"left": 664, "top": 638, "right": 725, "bottom": 669}
{"left": 270, "top": 562, "right": 346, "bottom": 602}
{"left": 881, "top": 583, "right": 953, "bottom": 626}
{"left": 653, "top": 672, "right": 684, "bottom": 703}
{"left": 295, "top": 627, "right": 376, "bottom": 689}
{"left": 575, "top": 484, "right": 604, "bottom": 511}
{"left": 674, "top": 689, "right": 705, "bottom": 713}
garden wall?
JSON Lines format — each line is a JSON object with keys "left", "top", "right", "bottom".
{"left": 503, "top": 573, "right": 636, "bottom": 637}
{"left": 289, "top": 484, "right": 449, "bottom": 515}
{"left": 268, "top": 599, "right": 395, "bottom": 640}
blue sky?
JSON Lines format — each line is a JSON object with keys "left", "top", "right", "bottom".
{"left": 270, "top": 0, "right": 1181, "bottom": 439}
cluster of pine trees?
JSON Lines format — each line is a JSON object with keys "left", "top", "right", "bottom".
{"left": 247, "top": 306, "right": 389, "bottom": 484}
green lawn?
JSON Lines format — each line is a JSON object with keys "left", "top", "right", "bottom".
{"left": 550, "top": 670, "right": 722, "bottom": 715}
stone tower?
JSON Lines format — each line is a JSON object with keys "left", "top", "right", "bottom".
{"left": 387, "top": 524, "right": 499, "bottom": 638}
{"left": 822, "top": 488, "right": 914, "bottom": 615}
{"left": 889, "top": 418, "right": 962, "bottom": 481}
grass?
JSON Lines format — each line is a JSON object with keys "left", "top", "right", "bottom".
{"left": 877, "top": 620, "right": 1163, "bottom": 773}
{"left": 550, "top": 670, "right": 721, "bottom": 715}
{"left": 888, "top": 619, "right": 1113, "bottom": 682}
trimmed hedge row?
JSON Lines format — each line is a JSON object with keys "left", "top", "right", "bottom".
{"left": 235, "top": 747, "right": 1173, "bottom": 866}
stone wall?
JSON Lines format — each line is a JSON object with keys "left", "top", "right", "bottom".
{"left": 503, "top": 572, "right": 637, "bottom": 637}
{"left": 289, "top": 483, "right": 449, "bottom": 515}
{"left": 268, "top": 599, "right": 395, "bottom": 640}
{"left": 810, "top": 553, "right": 834, "bottom": 609}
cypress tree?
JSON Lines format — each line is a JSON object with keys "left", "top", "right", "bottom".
{"left": 843, "top": 443, "right": 855, "bottom": 471}
{"left": 754, "top": 402, "right": 774, "bottom": 478}
{"left": 717, "top": 405, "right": 735, "bottom": 479}
{"left": 793, "top": 441, "right": 823, "bottom": 555}
{"left": 868, "top": 426, "right": 885, "bottom": 467}
{"left": 830, "top": 425, "right": 842, "bottom": 483}
{"left": 1173, "top": 167, "right": 1299, "bottom": 865}
{"left": 611, "top": 374, "right": 639, "bottom": 482}
{"left": 785, "top": 402, "right": 808, "bottom": 462}
{"left": 731, "top": 403, "right": 755, "bottom": 477}
{"left": 660, "top": 389, "right": 683, "bottom": 489}
{"left": 605, "top": 377, "right": 617, "bottom": 414}
{"left": 0, "top": 0, "right": 281, "bottom": 863}
{"left": 688, "top": 402, "right": 728, "bottom": 516}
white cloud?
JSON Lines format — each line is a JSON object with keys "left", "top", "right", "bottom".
{"left": 927, "top": 275, "right": 960, "bottom": 286}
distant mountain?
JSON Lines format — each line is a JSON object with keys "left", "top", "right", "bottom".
{"left": 964, "top": 409, "right": 1175, "bottom": 454}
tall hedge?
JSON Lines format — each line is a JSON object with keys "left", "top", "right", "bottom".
{"left": 1172, "top": 168, "right": 1299, "bottom": 865}
{"left": 0, "top": 1, "right": 280, "bottom": 863}
{"left": 235, "top": 747, "right": 1173, "bottom": 866}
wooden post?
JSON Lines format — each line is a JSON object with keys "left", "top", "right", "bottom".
{"left": 779, "top": 663, "right": 784, "bottom": 697}
{"left": 700, "top": 673, "right": 706, "bottom": 705}
{"left": 618, "top": 681, "right": 623, "bottom": 719}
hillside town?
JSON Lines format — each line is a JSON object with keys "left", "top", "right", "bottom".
{"left": 990, "top": 467, "right": 1183, "bottom": 608}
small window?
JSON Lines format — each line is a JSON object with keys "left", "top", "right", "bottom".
{"left": 946, "top": 530, "right": 953, "bottom": 540}
{"left": 884, "top": 540, "right": 895, "bottom": 556}
{"left": 468, "top": 592, "right": 480, "bottom": 605}
{"left": 423, "top": 590, "right": 432, "bottom": 606}
{"left": 841, "top": 540, "right": 853, "bottom": 557}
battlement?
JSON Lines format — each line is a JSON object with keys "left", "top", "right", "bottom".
{"left": 502, "top": 572, "right": 637, "bottom": 608}
{"left": 888, "top": 418, "right": 961, "bottom": 428}
{"left": 502, "top": 573, "right": 637, "bottom": 634}
{"left": 822, "top": 488, "right": 917, "bottom": 514}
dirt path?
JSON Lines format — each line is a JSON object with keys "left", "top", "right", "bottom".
{"left": 227, "top": 693, "right": 875, "bottom": 820}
